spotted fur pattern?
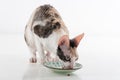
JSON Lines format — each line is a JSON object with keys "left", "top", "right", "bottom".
{"left": 24, "top": 4, "right": 83, "bottom": 69}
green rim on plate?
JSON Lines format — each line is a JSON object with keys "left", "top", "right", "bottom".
{"left": 43, "top": 61, "right": 82, "bottom": 73}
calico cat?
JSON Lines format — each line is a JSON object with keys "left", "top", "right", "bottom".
{"left": 24, "top": 4, "right": 84, "bottom": 69}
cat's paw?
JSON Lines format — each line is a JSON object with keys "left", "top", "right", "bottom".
{"left": 51, "top": 57, "right": 60, "bottom": 62}
{"left": 40, "top": 59, "right": 46, "bottom": 64}
{"left": 29, "top": 57, "right": 37, "bottom": 63}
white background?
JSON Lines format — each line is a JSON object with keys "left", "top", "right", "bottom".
{"left": 0, "top": 0, "right": 120, "bottom": 36}
{"left": 0, "top": 0, "right": 120, "bottom": 80}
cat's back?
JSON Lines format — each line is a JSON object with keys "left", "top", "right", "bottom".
{"left": 32, "top": 4, "right": 68, "bottom": 38}
{"left": 25, "top": 4, "right": 69, "bottom": 47}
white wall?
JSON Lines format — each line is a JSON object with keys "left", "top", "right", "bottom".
{"left": 0, "top": 0, "right": 120, "bottom": 37}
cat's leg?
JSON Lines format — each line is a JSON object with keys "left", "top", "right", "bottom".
{"left": 36, "top": 44, "right": 45, "bottom": 64}
{"left": 52, "top": 56, "right": 60, "bottom": 62}
{"left": 46, "top": 52, "right": 59, "bottom": 62}
{"left": 24, "top": 29, "right": 37, "bottom": 63}
{"left": 29, "top": 47, "right": 37, "bottom": 63}
{"left": 45, "top": 51, "right": 52, "bottom": 62}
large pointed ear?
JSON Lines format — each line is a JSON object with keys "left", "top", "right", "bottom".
{"left": 70, "top": 33, "right": 84, "bottom": 47}
{"left": 58, "top": 35, "right": 70, "bottom": 47}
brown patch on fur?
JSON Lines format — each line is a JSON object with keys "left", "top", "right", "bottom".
{"left": 33, "top": 4, "right": 61, "bottom": 22}
{"left": 57, "top": 45, "right": 71, "bottom": 62}
{"left": 32, "top": 4, "right": 68, "bottom": 38}
{"left": 70, "top": 47, "right": 78, "bottom": 58}
{"left": 29, "top": 4, "right": 69, "bottom": 38}
{"left": 34, "top": 21, "right": 61, "bottom": 38}
{"left": 29, "top": 57, "right": 37, "bottom": 63}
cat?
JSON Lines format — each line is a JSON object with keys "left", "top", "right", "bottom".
{"left": 24, "top": 4, "right": 84, "bottom": 69}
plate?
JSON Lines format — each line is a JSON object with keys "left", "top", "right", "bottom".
{"left": 43, "top": 61, "right": 82, "bottom": 73}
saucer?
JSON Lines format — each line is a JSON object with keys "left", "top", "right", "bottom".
{"left": 43, "top": 61, "right": 82, "bottom": 73}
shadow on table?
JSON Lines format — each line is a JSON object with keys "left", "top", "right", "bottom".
{"left": 22, "top": 63, "right": 82, "bottom": 80}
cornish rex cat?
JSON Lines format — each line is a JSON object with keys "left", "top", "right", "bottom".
{"left": 24, "top": 4, "right": 84, "bottom": 69}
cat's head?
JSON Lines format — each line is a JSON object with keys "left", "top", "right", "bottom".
{"left": 57, "top": 33, "right": 84, "bottom": 69}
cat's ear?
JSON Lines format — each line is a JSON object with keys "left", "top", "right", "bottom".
{"left": 58, "top": 35, "right": 69, "bottom": 47}
{"left": 71, "top": 33, "right": 84, "bottom": 47}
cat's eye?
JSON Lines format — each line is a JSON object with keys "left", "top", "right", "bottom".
{"left": 66, "top": 56, "right": 70, "bottom": 60}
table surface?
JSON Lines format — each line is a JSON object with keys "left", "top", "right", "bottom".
{"left": 0, "top": 34, "right": 120, "bottom": 80}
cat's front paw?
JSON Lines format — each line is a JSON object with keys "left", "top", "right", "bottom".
{"left": 40, "top": 59, "right": 46, "bottom": 64}
{"left": 29, "top": 57, "right": 37, "bottom": 63}
{"left": 51, "top": 57, "right": 60, "bottom": 62}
